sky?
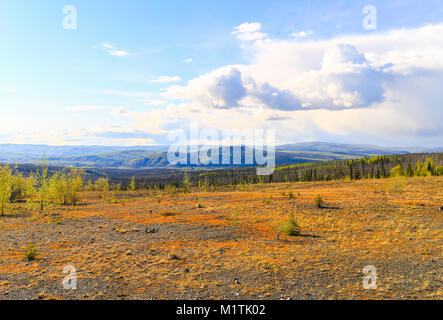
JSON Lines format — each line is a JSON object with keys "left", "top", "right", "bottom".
{"left": 0, "top": 0, "right": 442, "bottom": 147}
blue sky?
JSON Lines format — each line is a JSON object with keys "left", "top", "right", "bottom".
{"left": 1, "top": 0, "right": 442, "bottom": 146}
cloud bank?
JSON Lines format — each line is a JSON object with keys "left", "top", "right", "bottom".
{"left": 129, "top": 22, "right": 442, "bottom": 146}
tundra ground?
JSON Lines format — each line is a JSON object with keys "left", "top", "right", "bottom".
{"left": 0, "top": 177, "right": 441, "bottom": 300}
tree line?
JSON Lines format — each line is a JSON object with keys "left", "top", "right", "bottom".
{"left": 1, "top": 153, "right": 442, "bottom": 212}
{"left": 188, "top": 153, "right": 443, "bottom": 187}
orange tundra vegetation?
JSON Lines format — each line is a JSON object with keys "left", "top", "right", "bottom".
{"left": 0, "top": 176, "right": 441, "bottom": 300}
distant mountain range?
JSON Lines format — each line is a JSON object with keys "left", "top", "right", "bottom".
{"left": 0, "top": 142, "right": 440, "bottom": 169}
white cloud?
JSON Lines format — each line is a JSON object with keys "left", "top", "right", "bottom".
{"left": 144, "top": 22, "right": 443, "bottom": 145}
{"left": 164, "top": 43, "right": 385, "bottom": 111}
{"left": 4, "top": 88, "right": 18, "bottom": 93}
{"left": 99, "top": 42, "right": 115, "bottom": 50}
{"left": 94, "top": 42, "right": 130, "bottom": 57}
{"left": 150, "top": 76, "right": 182, "bottom": 83}
{"left": 110, "top": 50, "right": 130, "bottom": 57}
{"left": 164, "top": 66, "right": 246, "bottom": 109}
{"left": 289, "top": 30, "right": 313, "bottom": 38}
{"left": 183, "top": 58, "right": 193, "bottom": 63}
{"left": 232, "top": 22, "right": 267, "bottom": 41}
{"left": 25, "top": 23, "right": 442, "bottom": 146}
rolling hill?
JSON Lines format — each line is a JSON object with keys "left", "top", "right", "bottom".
{"left": 0, "top": 142, "right": 414, "bottom": 169}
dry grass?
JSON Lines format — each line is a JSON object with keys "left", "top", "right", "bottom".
{"left": 0, "top": 176, "right": 441, "bottom": 300}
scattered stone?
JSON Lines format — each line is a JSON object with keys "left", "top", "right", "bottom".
{"left": 125, "top": 250, "right": 132, "bottom": 256}
{"left": 439, "top": 206, "right": 443, "bottom": 211}
{"left": 234, "top": 277, "right": 240, "bottom": 284}
{"left": 145, "top": 228, "right": 158, "bottom": 234}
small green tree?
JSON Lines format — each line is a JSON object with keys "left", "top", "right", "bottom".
{"left": 279, "top": 211, "right": 301, "bottom": 236}
{"left": 35, "top": 156, "right": 50, "bottom": 211}
{"left": 0, "top": 165, "right": 13, "bottom": 216}
{"left": 24, "top": 241, "right": 39, "bottom": 261}
{"left": 69, "top": 169, "right": 83, "bottom": 204}
{"left": 50, "top": 172, "right": 68, "bottom": 204}
{"left": 129, "top": 177, "right": 136, "bottom": 191}
{"left": 182, "top": 170, "right": 191, "bottom": 194}
{"left": 315, "top": 195, "right": 323, "bottom": 208}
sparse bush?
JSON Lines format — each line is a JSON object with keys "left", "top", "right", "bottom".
{"left": 95, "top": 178, "right": 110, "bottom": 192}
{"left": 165, "top": 184, "right": 177, "bottom": 195}
{"left": 0, "top": 165, "right": 13, "bottom": 215}
{"left": 288, "top": 191, "right": 294, "bottom": 199}
{"left": 50, "top": 169, "right": 83, "bottom": 205}
{"left": 102, "top": 191, "right": 118, "bottom": 204}
{"left": 264, "top": 198, "right": 271, "bottom": 205}
{"left": 279, "top": 211, "right": 301, "bottom": 236}
{"left": 315, "top": 195, "right": 323, "bottom": 208}
{"left": 386, "top": 181, "right": 404, "bottom": 194}
{"left": 10, "top": 169, "right": 29, "bottom": 202}
{"left": 24, "top": 242, "right": 39, "bottom": 261}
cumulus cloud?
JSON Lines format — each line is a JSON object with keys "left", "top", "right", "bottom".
{"left": 122, "top": 22, "right": 437, "bottom": 146}
{"left": 232, "top": 22, "right": 267, "bottom": 41}
{"left": 165, "top": 66, "right": 247, "bottom": 109}
{"left": 286, "top": 44, "right": 387, "bottom": 109}
{"left": 164, "top": 43, "right": 385, "bottom": 111}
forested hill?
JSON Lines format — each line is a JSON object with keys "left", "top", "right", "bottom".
{"left": 187, "top": 153, "right": 443, "bottom": 188}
